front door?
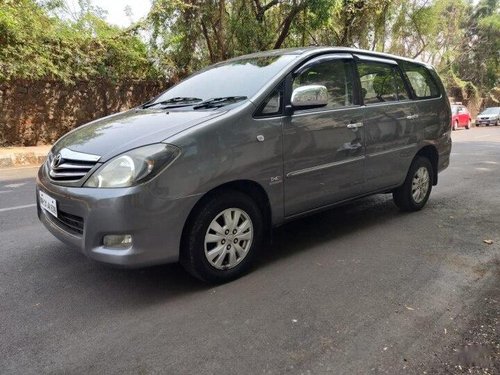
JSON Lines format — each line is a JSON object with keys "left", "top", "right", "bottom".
{"left": 283, "top": 54, "right": 366, "bottom": 217}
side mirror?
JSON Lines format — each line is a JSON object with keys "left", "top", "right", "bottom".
{"left": 291, "top": 85, "right": 328, "bottom": 108}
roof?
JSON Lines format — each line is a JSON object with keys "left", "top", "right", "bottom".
{"left": 231, "top": 46, "right": 433, "bottom": 69}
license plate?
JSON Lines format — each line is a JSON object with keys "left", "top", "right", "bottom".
{"left": 39, "top": 191, "right": 58, "bottom": 218}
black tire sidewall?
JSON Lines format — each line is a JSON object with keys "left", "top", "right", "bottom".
{"left": 406, "top": 157, "right": 433, "bottom": 210}
{"left": 393, "top": 157, "right": 433, "bottom": 211}
{"left": 182, "top": 190, "right": 264, "bottom": 283}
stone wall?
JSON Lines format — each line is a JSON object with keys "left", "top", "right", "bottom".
{"left": 0, "top": 79, "right": 171, "bottom": 146}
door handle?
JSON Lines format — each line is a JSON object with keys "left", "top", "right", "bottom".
{"left": 406, "top": 114, "right": 419, "bottom": 120}
{"left": 346, "top": 122, "right": 364, "bottom": 129}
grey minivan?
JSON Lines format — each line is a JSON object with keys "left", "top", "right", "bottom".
{"left": 37, "top": 47, "right": 452, "bottom": 282}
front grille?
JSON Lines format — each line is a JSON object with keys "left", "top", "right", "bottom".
{"left": 48, "top": 148, "right": 100, "bottom": 183}
{"left": 53, "top": 210, "right": 84, "bottom": 235}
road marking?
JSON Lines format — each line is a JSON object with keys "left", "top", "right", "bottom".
{"left": 0, "top": 204, "right": 36, "bottom": 213}
{"left": 0, "top": 190, "right": 13, "bottom": 194}
{"left": 4, "top": 183, "right": 26, "bottom": 188}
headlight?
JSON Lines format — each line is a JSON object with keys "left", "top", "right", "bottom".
{"left": 84, "top": 144, "right": 180, "bottom": 188}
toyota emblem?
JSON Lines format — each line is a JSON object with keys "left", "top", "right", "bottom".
{"left": 51, "top": 154, "right": 63, "bottom": 169}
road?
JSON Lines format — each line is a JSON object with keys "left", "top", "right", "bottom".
{"left": 1, "top": 127, "right": 499, "bottom": 374}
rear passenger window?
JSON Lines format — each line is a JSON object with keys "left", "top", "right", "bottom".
{"left": 400, "top": 62, "right": 440, "bottom": 99}
{"left": 357, "top": 61, "right": 409, "bottom": 104}
{"left": 293, "top": 59, "right": 354, "bottom": 109}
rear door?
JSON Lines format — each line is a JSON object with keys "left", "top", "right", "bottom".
{"left": 283, "top": 54, "right": 366, "bottom": 217}
{"left": 355, "top": 55, "right": 418, "bottom": 192}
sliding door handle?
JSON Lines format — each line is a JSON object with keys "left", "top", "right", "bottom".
{"left": 406, "top": 114, "right": 419, "bottom": 120}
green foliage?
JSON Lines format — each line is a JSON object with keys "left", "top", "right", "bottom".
{"left": 144, "top": 0, "right": 498, "bottom": 96}
{"left": 0, "top": 0, "right": 497, "bottom": 97}
{"left": 451, "top": 0, "right": 499, "bottom": 92}
{"left": 0, "top": 0, "right": 160, "bottom": 82}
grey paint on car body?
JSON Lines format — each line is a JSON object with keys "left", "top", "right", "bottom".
{"left": 36, "top": 46, "right": 452, "bottom": 271}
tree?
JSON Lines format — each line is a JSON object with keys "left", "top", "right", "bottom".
{"left": 455, "top": 0, "right": 499, "bottom": 91}
{"left": 0, "top": 0, "right": 160, "bottom": 82}
{"left": 144, "top": 0, "right": 333, "bottom": 78}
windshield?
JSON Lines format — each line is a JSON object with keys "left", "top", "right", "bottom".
{"left": 153, "top": 55, "right": 297, "bottom": 104}
{"left": 481, "top": 107, "right": 500, "bottom": 115}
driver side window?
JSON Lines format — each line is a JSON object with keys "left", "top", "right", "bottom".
{"left": 293, "top": 59, "right": 354, "bottom": 110}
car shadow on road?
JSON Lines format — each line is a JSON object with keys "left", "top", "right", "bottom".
{"left": 38, "top": 194, "right": 402, "bottom": 308}
{"left": 257, "top": 194, "right": 400, "bottom": 267}
{"left": 39, "top": 242, "right": 207, "bottom": 307}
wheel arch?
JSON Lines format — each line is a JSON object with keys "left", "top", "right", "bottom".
{"left": 180, "top": 179, "right": 273, "bottom": 252}
{"left": 415, "top": 145, "right": 439, "bottom": 185}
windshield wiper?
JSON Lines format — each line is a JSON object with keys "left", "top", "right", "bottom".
{"left": 142, "top": 97, "right": 203, "bottom": 109}
{"left": 193, "top": 96, "right": 247, "bottom": 110}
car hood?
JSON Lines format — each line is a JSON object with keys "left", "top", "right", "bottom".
{"left": 52, "top": 109, "right": 225, "bottom": 161}
{"left": 478, "top": 114, "right": 497, "bottom": 119}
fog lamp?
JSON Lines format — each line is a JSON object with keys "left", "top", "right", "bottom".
{"left": 103, "top": 234, "right": 133, "bottom": 249}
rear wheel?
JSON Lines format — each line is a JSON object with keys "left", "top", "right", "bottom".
{"left": 393, "top": 156, "right": 433, "bottom": 212}
{"left": 180, "top": 190, "right": 264, "bottom": 283}
{"left": 466, "top": 119, "right": 471, "bottom": 129}
{"left": 452, "top": 121, "right": 458, "bottom": 131}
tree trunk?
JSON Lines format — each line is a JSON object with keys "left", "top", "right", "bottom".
{"left": 273, "top": 5, "right": 305, "bottom": 49}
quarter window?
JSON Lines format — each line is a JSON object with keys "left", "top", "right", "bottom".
{"left": 357, "top": 61, "right": 409, "bottom": 104}
{"left": 293, "top": 59, "right": 354, "bottom": 109}
{"left": 255, "top": 82, "right": 284, "bottom": 117}
{"left": 400, "top": 62, "right": 440, "bottom": 98}
{"left": 260, "top": 88, "right": 282, "bottom": 115}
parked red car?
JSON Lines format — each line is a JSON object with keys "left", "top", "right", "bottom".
{"left": 451, "top": 103, "right": 472, "bottom": 130}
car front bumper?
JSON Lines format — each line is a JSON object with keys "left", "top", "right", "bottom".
{"left": 476, "top": 119, "right": 497, "bottom": 126}
{"left": 36, "top": 166, "right": 201, "bottom": 267}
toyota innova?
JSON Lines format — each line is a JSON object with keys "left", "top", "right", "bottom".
{"left": 37, "top": 47, "right": 452, "bottom": 282}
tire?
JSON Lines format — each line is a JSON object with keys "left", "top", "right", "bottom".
{"left": 452, "top": 121, "right": 458, "bottom": 131}
{"left": 180, "top": 190, "right": 264, "bottom": 283}
{"left": 466, "top": 119, "right": 471, "bottom": 129}
{"left": 393, "top": 156, "right": 433, "bottom": 212}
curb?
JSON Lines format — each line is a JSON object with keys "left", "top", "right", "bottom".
{"left": 0, "top": 147, "right": 51, "bottom": 168}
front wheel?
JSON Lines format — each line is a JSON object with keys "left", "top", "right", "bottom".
{"left": 180, "top": 190, "right": 264, "bottom": 283}
{"left": 393, "top": 157, "right": 433, "bottom": 212}
{"left": 452, "top": 121, "right": 458, "bottom": 131}
{"left": 466, "top": 119, "right": 471, "bottom": 129}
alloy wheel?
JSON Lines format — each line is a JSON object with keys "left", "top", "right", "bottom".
{"left": 412, "top": 167, "right": 430, "bottom": 204}
{"left": 204, "top": 208, "right": 253, "bottom": 270}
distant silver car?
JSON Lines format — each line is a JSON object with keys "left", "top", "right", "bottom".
{"left": 476, "top": 107, "right": 500, "bottom": 126}
{"left": 37, "top": 47, "right": 452, "bottom": 282}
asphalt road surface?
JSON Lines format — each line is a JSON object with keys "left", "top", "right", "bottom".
{"left": 1, "top": 127, "right": 499, "bottom": 374}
